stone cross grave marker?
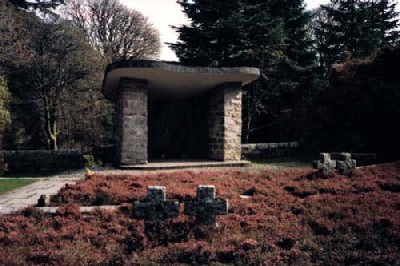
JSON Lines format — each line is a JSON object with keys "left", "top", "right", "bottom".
{"left": 313, "top": 153, "right": 336, "bottom": 176}
{"left": 184, "top": 185, "right": 229, "bottom": 227}
{"left": 336, "top": 153, "right": 356, "bottom": 176}
{"left": 132, "top": 186, "right": 179, "bottom": 222}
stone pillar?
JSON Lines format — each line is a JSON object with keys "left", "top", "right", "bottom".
{"left": 117, "top": 78, "right": 148, "bottom": 166}
{"left": 209, "top": 82, "right": 242, "bottom": 161}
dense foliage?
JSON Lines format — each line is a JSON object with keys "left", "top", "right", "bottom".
{"left": 1, "top": 163, "right": 399, "bottom": 265}
{"left": 8, "top": 20, "right": 102, "bottom": 150}
{"left": 171, "top": 0, "right": 399, "bottom": 157}
{"left": 312, "top": 0, "right": 399, "bottom": 73}
{"left": 303, "top": 46, "right": 400, "bottom": 160}
{"left": 0, "top": 1, "right": 159, "bottom": 151}
{"left": 171, "top": 0, "right": 319, "bottom": 143}
{"left": 0, "top": 77, "right": 11, "bottom": 130}
{"left": 0, "top": 0, "right": 33, "bottom": 71}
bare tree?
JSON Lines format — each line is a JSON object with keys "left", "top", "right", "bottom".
{"left": 11, "top": 19, "right": 101, "bottom": 150}
{"left": 63, "top": 0, "right": 161, "bottom": 62}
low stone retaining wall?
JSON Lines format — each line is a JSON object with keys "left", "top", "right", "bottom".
{"left": 241, "top": 142, "right": 299, "bottom": 159}
{"left": 0, "top": 150, "right": 83, "bottom": 175}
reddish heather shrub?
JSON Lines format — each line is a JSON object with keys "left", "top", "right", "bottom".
{"left": 56, "top": 205, "right": 81, "bottom": 218}
{"left": 0, "top": 162, "right": 399, "bottom": 265}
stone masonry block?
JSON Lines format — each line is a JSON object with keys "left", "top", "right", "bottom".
{"left": 118, "top": 78, "right": 148, "bottom": 166}
{"left": 209, "top": 82, "right": 242, "bottom": 161}
{"left": 133, "top": 186, "right": 179, "bottom": 221}
{"left": 147, "top": 186, "right": 166, "bottom": 203}
{"left": 197, "top": 185, "right": 216, "bottom": 201}
{"left": 184, "top": 185, "right": 229, "bottom": 227}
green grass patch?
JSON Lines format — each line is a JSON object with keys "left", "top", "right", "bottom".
{"left": 0, "top": 179, "right": 37, "bottom": 195}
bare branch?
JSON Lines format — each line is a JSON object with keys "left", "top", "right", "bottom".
{"left": 63, "top": 0, "right": 161, "bottom": 62}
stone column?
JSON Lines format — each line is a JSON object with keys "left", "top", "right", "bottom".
{"left": 209, "top": 82, "right": 242, "bottom": 161}
{"left": 117, "top": 78, "right": 148, "bottom": 166}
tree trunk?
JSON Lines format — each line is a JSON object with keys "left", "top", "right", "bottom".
{"left": 48, "top": 116, "right": 58, "bottom": 151}
{"left": 44, "top": 96, "right": 58, "bottom": 150}
{"left": 48, "top": 122, "right": 58, "bottom": 151}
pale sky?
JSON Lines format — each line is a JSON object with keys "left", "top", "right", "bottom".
{"left": 122, "top": 0, "right": 189, "bottom": 61}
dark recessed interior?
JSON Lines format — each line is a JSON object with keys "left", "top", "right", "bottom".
{"left": 148, "top": 93, "right": 209, "bottom": 160}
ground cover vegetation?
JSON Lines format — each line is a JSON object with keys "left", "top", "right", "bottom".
{"left": 0, "top": 163, "right": 399, "bottom": 265}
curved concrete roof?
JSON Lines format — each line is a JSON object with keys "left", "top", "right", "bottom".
{"left": 102, "top": 60, "right": 260, "bottom": 100}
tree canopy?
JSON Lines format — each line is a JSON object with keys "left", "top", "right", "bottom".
{"left": 305, "top": 46, "right": 400, "bottom": 159}
{"left": 171, "top": 0, "right": 319, "bottom": 142}
{"left": 311, "top": 0, "right": 399, "bottom": 72}
{"left": 9, "top": 19, "right": 102, "bottom": 150}
{"left": 0, "top": 77, "right": 11, "bottom": 130}
{"left": 0, "top": 2, "right": 113, "bottom": 151}
{"left": 63, "top": 0, "right": 161, "bottom": 62}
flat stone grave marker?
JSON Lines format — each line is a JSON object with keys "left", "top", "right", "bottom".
{"left": 184, "top": 185, "right": 229, "bottom": 227}
{"left": 132, "top": 186, "right": 179, "bottom": 222}
{"left": 313, "top": 153, "right": 336, "bottom": 176}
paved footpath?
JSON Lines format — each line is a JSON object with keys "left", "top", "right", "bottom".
{"left": 0, "top": 170, "right": 84, "bottom": 215}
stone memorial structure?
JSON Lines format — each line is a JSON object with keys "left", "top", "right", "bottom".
{"left": 132, "top": 186, "right": 179, "bottom": 221}
{"left": 184, "top": 185, "right": 229, "bottom": 227}
{"left": 313, "top": 152, "right": 357, "bottom": 177}
{"left": 313, "top": 153, "right": 336, "bottom": 176}
{"left": 102, "top": 60, "right": 260, "bottom": 167}
{"left": 335, "top": 153, "right": 356, "bottom": 176}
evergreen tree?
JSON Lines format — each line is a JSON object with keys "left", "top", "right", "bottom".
{"left": 269, "top": 0, "right": 314, "bottom": 64}
{"left": 310, "top": 6, "right": 342, "bottom": 74}
{"left": 319, "top": 0, "right": 399, "bottom": 65}
{"left": 171, "top": 0, "right": 318, "bottom": 142}
{"left": 364, "top": 0, "right": 399, "bottom": 47}
{"left": 239, "top": 1, "right": 287, "bottom": 142}
{"left": 170, "top": 0, "right": 243, "bottom": 66}
{"left": 267, "top": 0, "right": 318, "bottom": 126}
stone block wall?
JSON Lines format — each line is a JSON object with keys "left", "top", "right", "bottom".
{"left": 224, "top": 84, "right": 242, "bottom": 161}
{"left": 117, "top": 78, "right": 148, "bottom": 165}
{"left": 209, "top": 82, "right": 242, "bottom": 161}
{"left": 241, "top": 142, "right": 299, "bottom": 159}
{"left": 209, "top": 88, "right": 224, "bottom": 160}
{"left": 0, "top": 150, "right": 83, "bottom": 175}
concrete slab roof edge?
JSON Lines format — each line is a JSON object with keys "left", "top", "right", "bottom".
{"left": 102, "top": 60, "right": 260, "bottom": 101}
